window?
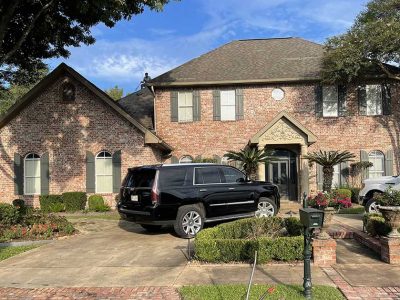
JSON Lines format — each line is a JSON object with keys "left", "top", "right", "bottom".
{"left": 95, "top": 151, "right": 113, "bottom": 193}
{"left": 179, "top": 155, "right": 193, "bottom": 164}
{"left": 24, "top": 153, "right": 40, "bottom": 195}
{"left": 332, "top": 164, "right": 340, "bottom": 188}
{"left": 178, "top": 92, "right": 193, "bottom": 122}
{"left": 368, "top": 150, "right": 385, "bottom": 178}
{"left": 221, "top": 157, "right": 229, "bottom": 165}
{"left": 160, "top": 167, "right": 189, "bottom": 187}
{"left": 220, "top": 90, "right": 236, "bottom": 121}
{"left": 221, "top": 167, "right": 245, "bottom": 183}
{"left": 61, "top": 82, "right": 76, "bottom": 102}
{"left": 366, "top": 85, "right": 382, "bottom": 116}
{"left": 194, "top": 167, "right": 222, "bottom": 184}
{"left": 322, "top": 86, "right": 338, "bottom": 117}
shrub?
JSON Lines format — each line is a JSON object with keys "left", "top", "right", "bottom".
{"left": 12, "top": 199, "right": 27, "bottom": 215}
{"left": 39, "top": 195, "right": 63, "bottom": 213}
{"left": 194, "top": 217, "right": 303, "bottom": 263}
{"left": 375, "top": 187, "right": 400, "bottom": 206}
{"left": 364, "top": 213, "right": 391, "bottom": 236}
{"left": 62, "top": 192, "right": 87, "bottom": 212}
{"left": 333, "top": 188, "right": 352, "bottom": 198}
{"left": 0, "top": 203, "right": 20, "bottom": 226}
{"left": 88, "top": 195, "right": 110, "bottom": 212}
{"left": 284, "top": 217, "right": 303, "bottom": 236}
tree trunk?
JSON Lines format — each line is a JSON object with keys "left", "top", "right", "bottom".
{"left": 322, "top": 166, "right": 334, "bottom": 192}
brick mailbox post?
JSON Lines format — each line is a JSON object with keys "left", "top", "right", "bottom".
{"left": 312, "top": 238, "right": 337, "bottom": 266}
{"left": 381, "top": 237, "right": 400, "bottom": 264}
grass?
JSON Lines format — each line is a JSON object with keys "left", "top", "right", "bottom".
{"left": 337, "top": 206, "right": 365, "bottom": 214}
{"left": 179, "top": 284, "right": 344, "bottom": 300}
{"left": 0, "top": 245, "right": 39, "bottom": 261}
{"left": 65, "top": 213, "right": 121, "bottom": 221}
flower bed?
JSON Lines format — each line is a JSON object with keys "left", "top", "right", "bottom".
{"left": 307, "top": 190, "right": 352, "bottom": 210}
{"left": 194, "top": 217, "right": 303, "bottom": 264}
{"left": 0, "top": 202, "right": 75, "bottom": 242}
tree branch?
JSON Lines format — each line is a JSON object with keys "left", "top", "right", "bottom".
{"left": 0, "top": 1, "right": 20, "bottom": 50}
{"left": 377, "top": 61, "right": 400, "bottom": 81}
{"left": 1, "top": 0, "right": 55, "bottom": 64}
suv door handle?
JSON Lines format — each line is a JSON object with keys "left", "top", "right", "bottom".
{"left": 199, "top": 189, "right": 207, "bottom": 192}
{"left": 228, "top": 187, "right": 235, "bottom": 190}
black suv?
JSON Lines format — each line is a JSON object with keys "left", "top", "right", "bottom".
{"left": 117, "top": 163, "right": 280, "bottom": 238}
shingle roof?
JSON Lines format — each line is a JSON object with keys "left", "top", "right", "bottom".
{"left": 150, "top": 37, "right": 324, "bottom": 86}
{"left": 118, "top": 87, "right": 154, "bottom": 130}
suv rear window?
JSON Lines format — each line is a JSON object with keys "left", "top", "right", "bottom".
{"left": 194, "top": 167, "right": 223, "bottom": 184}
{"left": 124, "top": 168, "right": 156, "bottom": 188}
{"left": 159, "top": 167, "right": 190, "bottom": 187}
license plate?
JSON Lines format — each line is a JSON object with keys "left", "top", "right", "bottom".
{"left": 131, "top": 195, "right": 139, "bottom": 202}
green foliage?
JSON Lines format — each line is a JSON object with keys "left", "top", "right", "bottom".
{"left": 284, "top": 217, "right": 303, "bottom": 236}
{"left": 0, "top": 204, "right": 20, "bottom": 226}
{"left": 0, "top": 1, "right": 172, "bottom": 88}
{"left": 179, "top": 284, "right": 345, "bottom": 300}
{"left": 12, "top": 199, "right": 27, "bottom": 215}
{"left": 333, "top": 188, "right": 352, "bottom": 198}
{"left": 304, "top": 151, "right": 355, "bottom": 192}
{"left": 337, "top": 206, "right": 365, "bottom": 214}
{"left": 364, "top": 213, "right": 391, "bottom": 236}
{"left": 39, "top": 195, "right": 64, "bottom": 213}
{"left": 375, "top": 187, "right": 400, "bottom": 206}
{"left": 322, "top": 0, "right": 400, "bottom": 83}
{"left": 192, "top": 157, "right": 217, "bottom": 163}
{"left": 105, "top": 85, "right": 124, "bottom": 100}
{"left": 0, "top": 245, "right": 39, "bottom": 262}
{"left": 88, "top": 195, "right": 110, "bottom": 212}
{"left": 224, "top": 146, "right": 271, "bottom": 180}
{"left": 62, "top": 192, "right": 87, "bottom": 212}
{"left": 349, "top": 187, "right": 361, "bottom": 203}
{"left": 194, "top": 217, "right": 303, "bottom": 263}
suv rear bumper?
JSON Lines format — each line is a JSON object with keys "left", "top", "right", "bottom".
{"left": 118, "top": 205, "right": 175, "bottom": 225}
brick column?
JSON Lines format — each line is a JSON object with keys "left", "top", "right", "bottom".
{"left": 312, "top": 238, "right": 337, "bottom": 266}
{"left": 381, "top": 237, "right": 400, "bottom": 264}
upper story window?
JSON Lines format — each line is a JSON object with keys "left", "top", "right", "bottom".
{"left": 96, "top": 151, "right": 113, "bottom": 193}
{"left": 178, "top": 92, "right": 193, "bottom": 122}
{"left": 366, "top": 84, "right": 382, "bottom": 116}
{"left": 368, "top": 150, "right": 385, "bottom": 178}
{"left": 220, "top": 90, "right": 236, "bottom": 121}
{"left": 322, "top": 86, "right": 338, "bottom": 117}
{"left": 24, "top": 153, "right": 41, "bottom": 195}
{"left": 179, "top": 155, "right": 193, "bottom": 164}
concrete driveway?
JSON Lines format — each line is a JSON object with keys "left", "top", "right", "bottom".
{"left": 0, "top": 219, "right": 188, "bottom": 288}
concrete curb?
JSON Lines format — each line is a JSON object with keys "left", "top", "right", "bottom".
{"left": 0, "top": 240, "right": 53, "bottom": 247}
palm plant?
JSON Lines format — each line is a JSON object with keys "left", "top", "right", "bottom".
{"left": 304, "top": 150, "right": 356, "bottom": 192}
{"left": 224, "top": 146, "right": 270, "bottom": 180}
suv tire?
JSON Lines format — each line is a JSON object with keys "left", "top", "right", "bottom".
{"left": 174, "top": 204, "right": 205, "bottom": 238}
{"left": 140, "top": 224, "right": 162, "bottom": 232}
{"left": 365, "top": 197, "right": 380, "bottom": 213}
{"left": 255, "top": 197, "right": 277, "bottom": 217}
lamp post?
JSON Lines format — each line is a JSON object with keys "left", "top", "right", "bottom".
{"left": 302, "top": 192, "right": 312, "bottom": 299}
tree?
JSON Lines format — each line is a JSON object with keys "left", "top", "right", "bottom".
{"left": 322, "top": 0, "right": 400, "bottom": 83}
{"left": 304, "top": 151, "right": 356, "bottom": 192}
{"left": 105, "top": 85, "right": 124, "bottom": 100}
{"left": 0, "top": 67, "right": 48, "bottom": 115}
{"left": 224, "top": 146, "right": 270, "bottom": 180}
{"left": 0, "top": 0, "right": 172, "bottom": 88}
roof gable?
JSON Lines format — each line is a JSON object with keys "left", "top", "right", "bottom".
{"left": 0, "top": 63, "right": 172, "bottom": 152}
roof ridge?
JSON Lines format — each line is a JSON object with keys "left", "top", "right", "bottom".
{"left": 236, "top": 37, "right": 294, "bottom": 41}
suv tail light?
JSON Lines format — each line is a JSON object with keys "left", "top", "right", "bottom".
{"left": 151, "top": 170, "right": 160, "bottom": 205}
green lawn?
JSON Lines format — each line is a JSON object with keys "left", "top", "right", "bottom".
{"left": 0, "top": 245, "right": 39, "bottom": 261}
{"left": 337, "top": 206, "right": 365, "bottom": 214}
{"left": 66, "top": 213, "right": 121, "bottom": 221}
{"left": 179, "top": 284, "right": 344, "bottom": 300}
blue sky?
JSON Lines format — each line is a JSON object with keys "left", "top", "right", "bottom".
{"left": 49, "top": 0, "right": 369, "bottom": 94}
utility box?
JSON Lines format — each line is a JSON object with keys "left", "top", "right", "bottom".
{"left": 299, "top": 208, "right": 324, "bottom": 229}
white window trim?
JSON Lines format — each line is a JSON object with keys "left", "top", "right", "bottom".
{"left": 220, "top": 90, "right": 236, "bottom": 121}
{"left": 179, "top": 155, "right": 193, "bottom": 164}
{"left": 366, "top": 84, "right": 383, "bottom": 116}
{"left": 322, "top": 85, "right": 339, "bottom": 117}
{"left": 178, "top": 92, "right": 193, "bottom": 123}
{"left": 368, "top": 150, "right": 385, "bottom": 178}
{"left": 24, "top": 153, "right": 41, "bottom": 195}
{"left": 95, "top": 151, "right": 113, "bottom": 193}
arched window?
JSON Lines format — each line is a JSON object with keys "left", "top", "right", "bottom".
{"left": 368, "top": 150, "right": 385, "bottom": 178}
{"left": 96, "top": 151, "right": 113, "bottom": 193}
{"left": 24, "top": 153, "right": 40, "bottom": 195}
{"left": 179, "top": 155, "right": 193, "bottom": 164}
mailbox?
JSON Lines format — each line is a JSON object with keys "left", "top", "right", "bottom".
{"left": 299, "top": 208, "right": 324, "bottom": 229}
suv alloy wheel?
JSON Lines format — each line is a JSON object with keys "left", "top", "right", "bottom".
{"left": 255, "top": 198, "right": 277, "bottom": 217}
{"left": 174, "top": 204, "right": 205, "bottom": 238}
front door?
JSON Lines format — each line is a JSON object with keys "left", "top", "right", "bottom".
{"left": 268, "top": 160, "right": 289, "bottom": 200}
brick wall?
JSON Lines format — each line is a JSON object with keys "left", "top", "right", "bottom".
{"left": 0, "top": 76, "right": 162, "bottom": 207}
{"left": 155, "top": 82, "right": 400, "bottom": 192}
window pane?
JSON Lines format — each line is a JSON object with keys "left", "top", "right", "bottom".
{"left": 160, "top": 168, "right": 188, "bottom": 187}
{"left": 26, "top": 177, "right": 40, "bottom": 194}
{"left": 222, "top": 167, "right": 244, "bottom": 183}
{"left": 221, "top": 105, "right": 235, "bottom": 120}
{"left": 96, "top": 175, "right": 113, "bottom": 193}
{"left": 332, "top": 165, "right": 340, "bottom": 187}
{"left": 25, "top": 160, "right": 40, "bottom": 177}
{"left": 221, "top": 90, "right": 235, "bottom": 105}
{"left": 195, "top": 167, "right": 222, "bottom": 184}
{"left": 368, "top": 151, "right": 384, "bottom": 178}
{"left": 103, "top": 158, "right": 112, "bottom": 175}
{"left": 96, "top": 159, "right": 105, "bottom": 174}
{"left": 322, "top": 86, "right": 338, "bottom": 117}
{"left": 366, "top": 85, "right": 382, "bottom": 115}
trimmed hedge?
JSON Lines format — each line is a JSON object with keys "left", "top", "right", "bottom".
{"left": 333, "top": 188, "right": 352, "bottom": 198}
{"left": 88, "top": 195, "right": 110, "bottom": 212}
{"left": 194, "top": 217, "right": 303, "bottom": 263}
{"left": 62, "top": 192, "right": 87, "bottom": 212}
{"left": 39, "top": 195, "right": 63, "bottom": 213}
{"left": 284, "top": 217, "right": 303, "bottom": 236}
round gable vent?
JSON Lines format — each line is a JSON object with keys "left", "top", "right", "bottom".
{"left": 272, "top": 88, "right": 285, "bottom": 101}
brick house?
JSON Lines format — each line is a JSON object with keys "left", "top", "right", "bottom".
{"left": 0, "top": 37, "right": 398, "bottom": 206}
{"left": 149, "top": 37, "right": 399, "bottom": 201}
{"left": 0, "top": 64, "right": 171, "bottom": 207}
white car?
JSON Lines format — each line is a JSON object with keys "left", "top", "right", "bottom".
{"left": 359, "top": 175, "right": 400, "bottom": 213}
